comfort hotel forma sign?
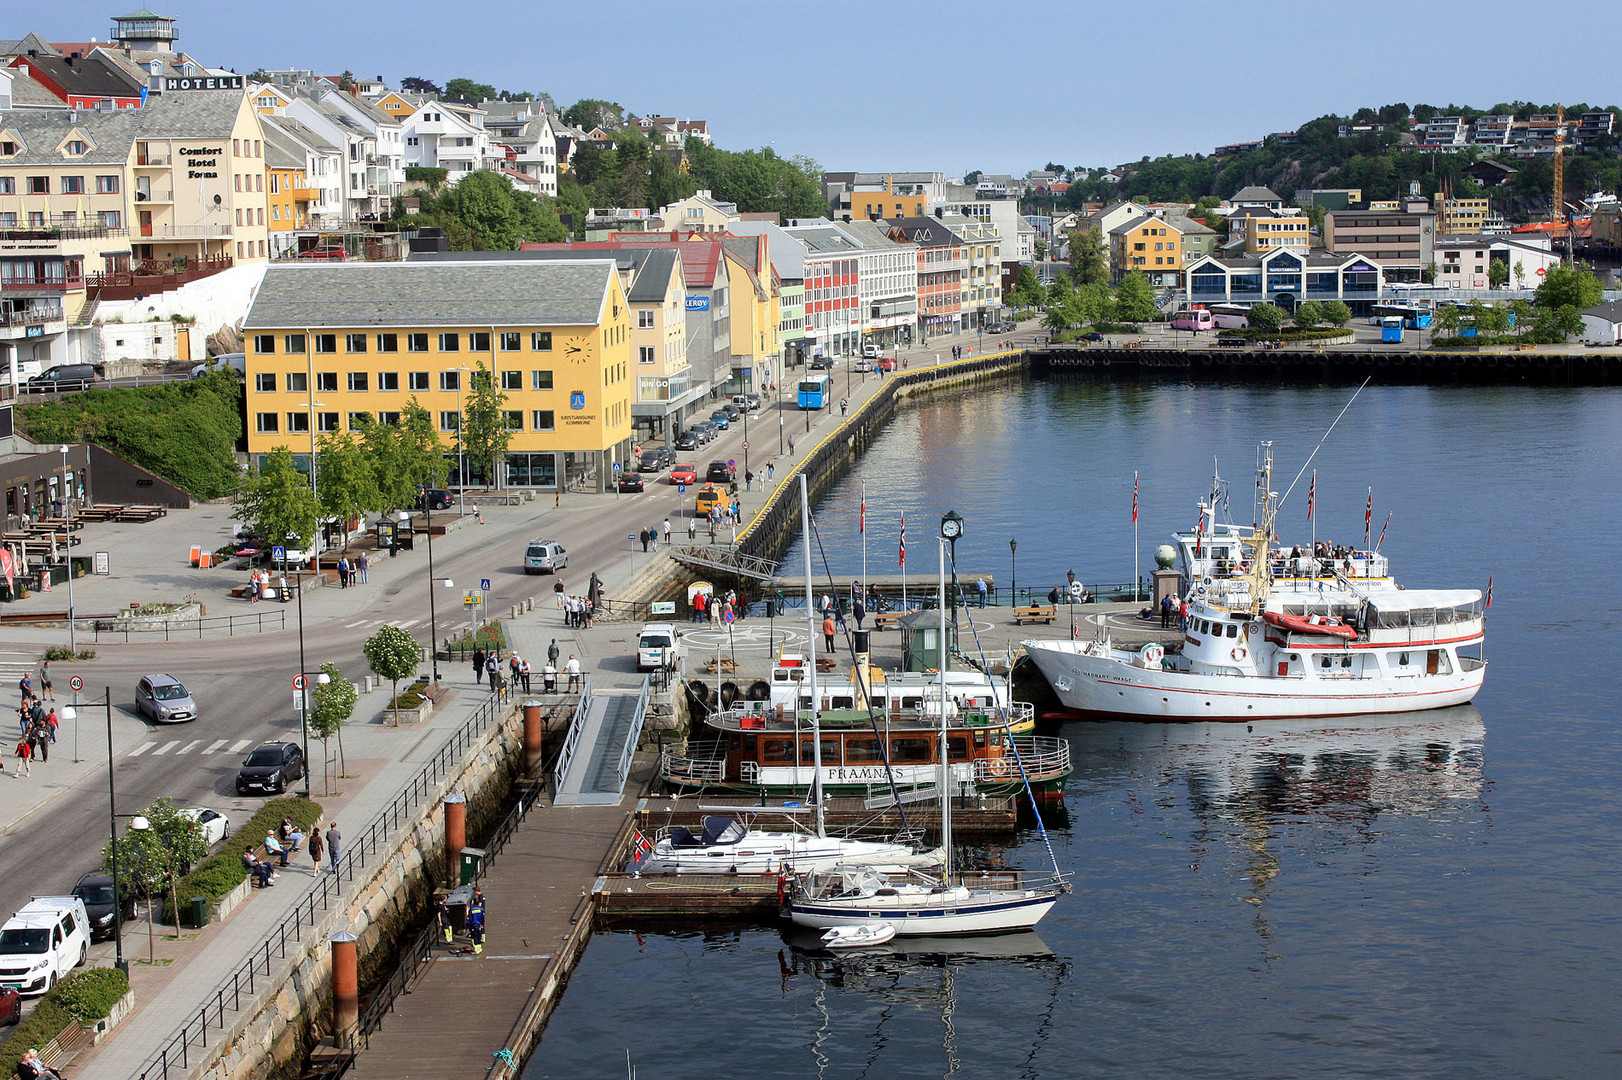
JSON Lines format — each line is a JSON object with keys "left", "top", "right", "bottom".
{"left": 163, "top": 75, "right": 245, "bottom": 91}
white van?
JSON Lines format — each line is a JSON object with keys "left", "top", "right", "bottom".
{"left": 0, "top": 357, "right": 43, "bottom": 384}
{"left": 0, "top": 896, "right": 90, "bottom": 996}
{"left": 523, "top": 539, "right": 568, "bottom": 575}
{"left": 636, "top": 623, "right": 680, "bottom": 672}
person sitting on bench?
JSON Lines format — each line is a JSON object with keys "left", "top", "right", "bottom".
{"left": 243, "top": 846, "right": 275, "bottom": 887}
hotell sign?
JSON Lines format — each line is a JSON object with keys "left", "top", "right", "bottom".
{"left": 163, "top": 75, "right": 245, "bottom": 91}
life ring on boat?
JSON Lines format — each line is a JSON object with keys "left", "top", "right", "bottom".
{"left": 1231, "top": 646, "right": 1248, "bottom": 661}
{"left": 1201, "top": 575, "right": 1213, "bottom": 586}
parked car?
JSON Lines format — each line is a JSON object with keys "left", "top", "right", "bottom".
{"left": 0, "top": 897, "right": 89, "bottom": 995}
{"left": 708, "top": 411, "right": 731, "bottom": 430}
{"left": 720, "top": 404, "right": 741, "bottom": 421}
{"left": 0, "top": 986, "right": 18, "bottom": 1025}
{"left": 809, "top": 356, "right": 835, "bottom": 370}
{"left": 861, "top": 343, "right": 881, "bottom": 358}
{"left": 673, "top": 431, "right": 699, "bottom": 451}
{"left": 418, "top": 488, "right": 453, "bottom": 511}
{"left": 636, "top": 624, "right": 680, "bottom": 673}
{"left": 875, "top": 357, "right": 897, "bottom": 373}
{"left": 235, "top": 742, "right": 305, "bottom": 796}
{"left": 617, "top": 472, "right": 645, "bottom": 493}
{"left": 178, "top": 807, "right": 232, "bottom": 848}
{"left": 669, "top": 463, "right": 698, "bottom": 485}
{"left": 689, "top": 420, "right": 717, "bottom": 443}
{"left": 24, "top": 364, "right": 97, "bottom": 393}
{"left": 134, "top": 673, "right": 198, "bottom": 724}
{"left": 191, "top": 352, "right": 246, "bottom": 378}
{"left": 731, "top": 393, "right": 760, "bottom": 412}
{"left": 638, "top": 451, "right": 665, "bottom": 473}
{"left": 71, "top": 873, "right": 135, "bottom": 943}
{"left": 853, "top": 359, "right": 875, "bottom": 373}
{"left": 298, "top": 243, "right": 347, "bottom": 259}
{"left": 706, "top": 460, "right": 736, "bottom": 483}
{"left": 1080, "top": 331, "right": 1106, "bottom": 342}
{"left": 523, "top": 539, "right": 568, "bottom": 574}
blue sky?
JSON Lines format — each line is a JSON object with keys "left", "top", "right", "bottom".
{"left": 24, "top": 1, "right": 1617, "bottom": 178}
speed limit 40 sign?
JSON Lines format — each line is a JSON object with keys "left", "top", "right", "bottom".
{"left": 68, "top": 675, "right": 83, "bottom": 692}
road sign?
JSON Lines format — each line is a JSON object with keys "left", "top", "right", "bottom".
{"left": 293, "top": 674, "right": 306, "bottom": 689}
{"left": 463, "top": 594, "right": 481, "bottom": 606}
{"left": 272, "top": 545, "right": 286, "bottom": 561}
{"left": 613, "top": 461, "right": 622, "bottom": 472}
{"left": 481, "top": 578, "right": 491, "bottom": 591}
{"left": 728, "top": 458, "right": 736, "bottom": 468}
{"left": 68, "top": 676, "right": 83, "bottom": 691}
{"left": 741, "top": 441, "right": 750, "bottom": 450}
{"left": 294, "top": 690, "right": 306, "bottom": 710}
{"left": 677, "top": 484, "right": 686, "bottom": 494}
{"left": 1536, "top": 266, "right": 1547, "bottom": 276}
{"left": 723, "top": 610, "right": 735, "bottom": 624}
{"left": 651, "top": 601, "right": 676, "bottom": 616}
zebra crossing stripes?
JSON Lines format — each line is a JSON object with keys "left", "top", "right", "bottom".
{"left": 128, "top": 736, "right": 255, "bottom": 759}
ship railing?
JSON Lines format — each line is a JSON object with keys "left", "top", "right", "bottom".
{"left": 975, "top": 736, "right": 1070, "bottom": 782}
{"left": 659, "top": 742, "right": 727, "bottom": 785}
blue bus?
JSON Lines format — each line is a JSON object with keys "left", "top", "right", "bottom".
{"left": 1370, "top": 303, "right": 1432, "bottom": 330}
{"left": 797, "top": 374, "right": 832, "bottom": 410}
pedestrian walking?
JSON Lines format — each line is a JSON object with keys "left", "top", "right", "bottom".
{"left": 325, "top": 822, "right": 342, "bottom": 872}
{"left": 38, "top": 662, "right": 52, "bottom": 702}
{"left": 1179, "top": 598, "right": 1189, "bottom": 631}
{"left": 554, "top": 579, "right": 566, "bottom": 609}
{"left": 472, "top": 646, "right": 486, "bottom": 683}
{"left": 12, "top": 737, "right": 29, "bottom": 777}
{"left": 308, "top": 827, "right": 324, "bottom": 872}
{"left": 357, "top": 553, "right": 369, "bottom": 583}
{"left": 485, "top": 654, "right": 499, "bottom": 688}
{"left": 639, "top": 528, "right": 650, "bottom": 553}
{"left": 840, "top": 398, "right": 848, "bottom": 417}
{"left": 788, "top": 435, "right": 796, "bottom": 456}
{"left": 468, "top": 888, "right": 486, "bottom": 954}
{"left": 766, "top": 462, "right": 774, "bottom": 483}
{"left": 663, "top": 518, "right": 672, "bottom": 546}
{"left": 744, "top": 469, "right": 754, "bottom": 491}
{"left": 338, "top": 556, "right": 350, "bottom": 589}
{"left": 45, "top": 708, "right": 57, "bottom": 744}
{"left": 565, "top": 655, "right": 582, "bottom": 692}
{"left": 1160, "top": 594, "right": 1173, "bottom": 629}
{"left": 30, "top": 721, "right": 47, "bottom": 763}
{"left": 547, "top": 639, "right": 560, "bottom": 667}
{"left": 853, "top": 596, "right": 865, "bottom": 631}
{"left": 519, "top": 657, "right": 532, "bottom": 693}
{"left": 473, "top": 503, "right": 484, "bottom": 525}
{"left": 977, "top": 578, "right": 988, "bottom": 607}
{"left": 18, "top": 673, "right": 31, "bottom": 704}
{"left": 823, "top": 613, "right": 836, "bottom": 653}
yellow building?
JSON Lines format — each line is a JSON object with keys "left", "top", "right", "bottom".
{"left": 371, "top": 92, "right": 418, "bottom": 121}
{"left": 845, "top": 175, "right": 935, "bottom": 221}
{"left": 1434, "top": 193, "right": 1491, "bottom": 236}
{"left": 242, "top": 260, "right": 635, "bottom": 491}
{"left": 1228, "top": 208, "right": 1310, "bottom": 254}
{"left": 262, "top": 125, "right": 314, "bottom": 238}
{"left": 717, "top": 234, "right": 780, "bottom": 383}
{"left": 1110, "top": 215, "right": 1184, "bottom": 285}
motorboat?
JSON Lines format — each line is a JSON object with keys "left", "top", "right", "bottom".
{"left": 630, "top": 815, "right": 942, "bottom": 875}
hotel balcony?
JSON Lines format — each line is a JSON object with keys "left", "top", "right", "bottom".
{"left": 290, "top": 186, "right": 321, "bottom": 202}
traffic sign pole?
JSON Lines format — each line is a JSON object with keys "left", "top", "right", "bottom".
{"left": 69, "top": 674, "right": 84, "bottom": 762}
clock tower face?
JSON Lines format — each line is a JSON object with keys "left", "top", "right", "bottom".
{"left": 941, "top": 515, "right": 962, "bottom": 540}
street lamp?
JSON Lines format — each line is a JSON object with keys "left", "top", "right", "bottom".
{"left": 290, "top": 531, "right": 324, "bottom": 800}
{"left": 779, "top": 413, "right": 784, "bottom": 455}
{"left": 1066, "top": 568, "right": 1076, "bottom": 639}
{"left": 1009, "top": 538, "right": 1017, "bottom": 606}
{"left": 60, "top": 445, "right": 75, "bottom": 652}
{"left": 940, "top": 510, "right": 963, "bottom": 631}
{"left": 296, "top": 402, "right": 326, "bottom": 575}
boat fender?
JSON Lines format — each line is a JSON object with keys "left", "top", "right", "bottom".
{"left": 1231, "top": 646, "right": 1248, "bottom": 661}
{"left": 776, "top": 870, "right": 788, "bottom": 905}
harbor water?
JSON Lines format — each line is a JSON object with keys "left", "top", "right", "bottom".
{"left": 526, "top": 376, "right": 1622, "bottom": 1079}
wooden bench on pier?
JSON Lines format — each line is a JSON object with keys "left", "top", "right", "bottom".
{"left": 1012, "top": 604, "right": 1056, "bottom": 626}
{"left": 871, "top": 610, "right": 902, "bottom": 630}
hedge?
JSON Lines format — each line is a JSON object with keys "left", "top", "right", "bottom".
{"left": 1216, "top": 327, "right": 1353, "bottom": 343}
{"left": 388, "top": 678, "right": 431, "bottom": 711}
{"left": 0, "top": 966, "right": 128, "bottom": 1074}
{"left": 162, "top": 796, "right": 323, "bottom": 924}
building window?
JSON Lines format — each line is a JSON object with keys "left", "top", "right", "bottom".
{"left": 286, "top": 372, "right": 307, "bottom": 392}
{"left": 61, "top": 175, "right": 84, "bottom": 194}
{"left": 256, "top": 413, "right": 279, "bottom": 433}
{"left": 376, "top": 333, "right": 398, "bottom": 352}
{"left": 639, "top": 345, "right": 655, "bottom": 364}
{"left": 377, "top": 411, "right": 400, "bottom": 426}
{"left": 503, "top": 410, "right": 523, "bottom": 430}
{"left": 284, "top": 334, "right": 306, "bottom": 353}
{"left": 287, "top": 412, "right": 310, "bottom": 433}
{"left": 532, "top": 370, "right": 553, "bottom": 390}
{"left": 407, "top": 333, "right": 429, "bottom": 352}
{"left": 470, "top": 331, "right": 490, "bottom": 351}
{"left": 27, "top": 177, "right": 49, "bottom": 195}
{"left": 501, "top": 370, "right": 521, "bottom": 390}
{"left": 315, "top": 372, "right": 338, "bottom": 392}
{"left": 347, "top": 372, "right": 369, "bottom": 391}
{"left": 314, "top": 334, "right": 337, "bottom": 353}
{"left": 100, "top": 210, "right": 121, "bottom": 228}
{"left": 318, "top": 412, "right": 340, "bottom": 433}
{"left": 531, "top": 331, "right": 552, "bottom": 351}
{"left": 532, "top": 410, "right": 555, "bottom": 431}
{"left": 500, "top": 331, "right": 521, "bottom": 351}
{"left": 439, "top": 411, "right": 460, "bottom": 432}
{"left": 377, "top": 371, "right": 399, "bottom": 391}
{"left": 254, "top": 334, "right": 275, "bottom": 354}
{"left": 440, "top": 371, "right": 460, "bottom": 392}
{"left": 255, "top": 372, "right": 276, "bottom": 392}
{"left": 409, "top": 372, "right": 429, "bottom": 391}
{"left": 348, "top": 412, "right": 372, "bottom": 429}
{"left": 637, "top": 310, "right": 655, "bottom": 329}
{"left": 346, "top": 333, "right": 367, "bottom": 353}
{"left": 439, "top": 333, "right": 460, "bottom": 352}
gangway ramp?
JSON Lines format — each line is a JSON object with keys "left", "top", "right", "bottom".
{"left": 553, "top": 675, "right": 651, "bottom": 805}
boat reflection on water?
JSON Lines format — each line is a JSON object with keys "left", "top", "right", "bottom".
{"left": 780, "top": 926, "right": 1058, "bottom": 967}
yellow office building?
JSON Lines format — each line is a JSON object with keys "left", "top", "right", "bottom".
{"left": 243, "top": 260, "right": 634, "bottom": 491}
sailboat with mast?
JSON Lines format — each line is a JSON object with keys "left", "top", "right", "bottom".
{"left": 784, "top": 535, "right": 1069, "bottom": 936}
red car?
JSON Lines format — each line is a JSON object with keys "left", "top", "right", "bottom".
{"left": 298, "top": 243, "right": 347, "bottom": 260}
{"left": 669, "top": 463, "right": 697, "bottom": 485}
{"left": 875, "top": 356, "right": 897, "bottom": 372}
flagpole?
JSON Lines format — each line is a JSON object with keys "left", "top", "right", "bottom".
{"left": 1132, "top": 471, "right": 1139, "bottom": 602}
{"left": 861, "top": 480, "right": 868, "bottom": 601}
{"left": 900, "top": 513, "right": 907, "bottom": 609}
{"left": 1310, "top": 469, "right": 1316, "bottom": 556}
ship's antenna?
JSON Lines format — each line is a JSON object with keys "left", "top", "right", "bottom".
{"left": 1279, "top": 377, "right": 1371, "bottom": 509}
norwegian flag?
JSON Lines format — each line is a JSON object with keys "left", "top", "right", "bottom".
{"left": 1364, "top": 488, "right": 1373, "bottom": 546}
{"left": 631, "top": 829, "right": 654, "bottom": 868}
{"left": 898, "top": 513, "right": 906, "bottom": 568}
{"left": 1132, "top": 472, "right": 1138, "bottom": 524}
{"left": 1378, "top": 512, "right": 1391, "bottom": 549}
{"left": 1307, "top": 473, "right": 1315, "bottom": 521}
{"left": 1485, "top": 576, "right": 1493, "bottom": 610}
{"left": 860, "top": 495, "right": 865, "bottom": 535}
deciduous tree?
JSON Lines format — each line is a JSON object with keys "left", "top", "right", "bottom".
{"left": 366, "top": 625, "right": 422, "bottom": 727}
{"left": 1247, "top": 302, "right": 1286, "bottom": 332}
{"left": 1534, "top": 265, "right": 1602, "bottom": 310}
{"left": 460, "top": 361, "right": 512, "bottom": 489}
{"left": 309, "top": 661, "right": 356, "bottom": 792}
{"left": 233, "top": 447, "right": 318, "bottom": 556}
{"left": 1320, "top": 300, "right": 1352, "bottom": 327}
{"left": 1114, "top": 271, "right": 1157, "bottom": 323}
{"left": 1292, "top": 300, "right": 1324, "bottom": 329}
{"left": 1068, "top": 229, "right": 1110, "bottom": 286}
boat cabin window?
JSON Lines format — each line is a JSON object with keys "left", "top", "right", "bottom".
{"left": 827, "top": 695, "right": 853, "bottom": 709}
{"left": 1226, "top": 624, "right": 1238, "bottom": 638}
{"left": 900, "top": 696, "right": 923, "bottom": 710}
{"left": 974, "top": 731, "right": 987, "bottom": 748}
{"left": 892, "top": 738, "right": 932, "bottom": 762}
{"left": 761, "top": 738, "right": 795, "bottom": 762}
{"left": 947, "top": 736, "right": 968, "bottom": 758}
{"left": 846, "top": 738, "right": 882, "bottom": 761}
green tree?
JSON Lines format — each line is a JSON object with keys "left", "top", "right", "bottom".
{"left": 1042, "top": 306, "right": 1072, "bottom": 335}
{"left": 443, "top": 170, "right": 525, "bottom": 250}
{"left": 562, "top": 99, "right": 625, "bottom": 131}
{"left": 1534, "top": 265, "right": 1602, "bottom": 310}
{"left": 316, "top": 432, "right": 381, "bottom": 546}
{"left": 1513, "top": 260, "right": 1527, "bottom": 289}
{"left": 101, "top": 798, "right": 205, "bottom": 955}
{"left": 400, "top": 398, "right": 450, "bottom": 490}
{"left": 1320, "top": 300, "right": 1353, "bottom": 328}
{"left": 366, "top": 625, "right": 422, "bottom": 727}
{"left": 1247, "top": 302, "right": 1286, "bottom": 332}
{"left": 337, "top": 70, "right": 355, "bottom": 91}
{"left": 1488, "top": 259, "right": 1509, "bottom": 288}
{"left": 1045, "top": 274, "right": 1073, "bottom": 308}
{"left": 460, "top": 361, "right": 512, "bottom": 488}
{"left": 1530, "top": 304, "right": 1583, "bottom": 343}
{"left": 309, "top": 661, "right": 357, "bottom": 793}
{"left": 1074, "top": 282, "right": 1116, "bottom": 325}
{"left": 445, "top": 77, "right": 498, "bottom": 102}
{"left": 1292, "top": 300, "right": 1325, "bottom": 329}
{"left": 1008, "top": 265, "right": 1042, "bottom": 308}
{"left": 1421, "top": 262, "right": 1439, "bottom": 284}
{"left": 1114, "top": 271, "right": 1157, "bottom": 323}
{"left": 1476, "top": 303, "right": 1511, "bottom": 338}
{"left": 1508, "top": 298, "right": 1534, "bottom": 334}
{"left": 1433, "top": 304, "right": 1461, "bottom": 336}
{"left": 1067, "top": 229, "right": 1110, "bottom": 286}
{"left": 233, "top": 447, "right": 318, "bottom": 558}
{"left": 1034, "top": 238, "right": 1049, "bottom": 261}
{"left": 400, "top": 76, "right": 441, "bottom": 96}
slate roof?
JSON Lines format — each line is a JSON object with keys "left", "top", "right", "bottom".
{"left": 9, "top": 52, "right": 144, "bottom": 99}
{"left": 260, "top": 112, "right": 337, "bottom": 155}
{"left": 244, "top": 261, "right": 617, "bottom": 329}
{"left": 1231, "top": 185, "right": 1284, "bottom": 203}
{"left": 0, "top": 108, "right": 141, "bottom": 165}
{"left": 1581, "top": 299, "right": 1622, "bottom": 323}
{"left": 260, "top": 116, "right": 308, "bottom": 170}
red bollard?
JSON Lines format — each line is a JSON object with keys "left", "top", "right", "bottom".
{"left": 523, "top": 699, "right": 544, "bottom": 776}
{"left": 444, "top": 794, "right": 467, "bottom": 886}
{"left": 331, "top": 931, "right": 358, "bottom": 1047}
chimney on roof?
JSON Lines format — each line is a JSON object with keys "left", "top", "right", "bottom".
{"left": 935, "top": 208, "right": 944, "bottom": 218}
{"left": 841, "top": 214, "right": 851, "bottom": 222}
{"left": 869, "top": 212, "right": 879, "bottom": 221}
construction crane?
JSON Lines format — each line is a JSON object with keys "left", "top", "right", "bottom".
{"left": 1552, "top": 104, "right": 1566, "bottom": 227}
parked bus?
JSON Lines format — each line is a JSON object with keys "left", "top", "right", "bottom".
{"left": 1170, "top": 308, "right": 1215, "bottom": 332}
{"left": 1208, "top": 303, "right": 1252, "bottom": 329}
{"left": 1369, "top": 303, "right": 1433, "bottom": 329}
{"left": 797, "top": 374, "right": 832, "bottom": 410}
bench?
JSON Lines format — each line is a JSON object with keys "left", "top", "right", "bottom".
{"left": 1514, "top": 343, "right": 1537, "bottom": 352}
{"left": 872, "top": 611, "right": 902, "bottom": 630}
{"left": 1012, "top": 604, "right": 1056, "bottom": 626}
{"left": 1215, "top": 336, "right": 1247, "bottom": 348}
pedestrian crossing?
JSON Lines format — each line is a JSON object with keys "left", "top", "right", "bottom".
{"left": 341, "top": 617, "right": 422, "bottom": 631}
{"left": 128, "top": 737, "right": 254, "bottom": 759}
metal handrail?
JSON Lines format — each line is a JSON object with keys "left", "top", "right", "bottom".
{"left": 975, "top": 737, "right": 1071, "bottom": 782}
{"left": 92, "top": 610, "right": 288, "bottom": 641}
{"left": 611, "top": 676, "right": 651, "bottom": 795}
{"left": 550, "top": 675, "right": 592, "bottom": 793}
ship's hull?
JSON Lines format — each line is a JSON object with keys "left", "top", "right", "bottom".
{"left": 788, "top": 888, "right": 1060, "bottom": 936}
{"left": 1024, "top": 641, "right": 1485, "bottom": 721}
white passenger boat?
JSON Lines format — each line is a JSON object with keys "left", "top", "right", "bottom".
{"left": 631, "top": 815, "right": 942, "bottom": 876}
{"left": 1023, "top": 445, "right": 1489, "bottom": 721}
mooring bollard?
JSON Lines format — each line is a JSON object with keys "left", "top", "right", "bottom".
{"left": 444, "top": 793, "right": 467, "bottom": 887}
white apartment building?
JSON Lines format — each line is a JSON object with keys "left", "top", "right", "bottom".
{"left": 401, "top": 101, "right": 496, "bottom": 179}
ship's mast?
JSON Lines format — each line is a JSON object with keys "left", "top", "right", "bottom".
{"left": 1241, "top": 442, "right": 1276, "bottom": 614}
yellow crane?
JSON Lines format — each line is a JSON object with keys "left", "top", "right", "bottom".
{"left": 1552, "top": 104, "right": 1566, "bottom": 226}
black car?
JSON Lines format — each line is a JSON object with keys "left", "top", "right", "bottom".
{"left": 706, "top": 460, "right": 736, "bottom": 483}
{"left": 1080, "top": 331, "right": 1106, "bottom": 342}
{"left": 617, "top": 472, "right": 645, "bottom": 492}
{"left": 72, "top": 872, "right": 136, "bottom": 942}
{"left": 720, "top": 404, "right": 742, "bottom": 421}
{"left": 673, "top": 431, "right": 699, "bottom": 451}
{"left": 236, "top": 741, "right": 305, "bottom": 795}
{"left": 809, "top": 356, "right": 834, "bottom": 370}
{"left": 418, "top": 488, "right": 453, "bottom": 511}
{"left": 638, "top": 451, "right": 664, "bottom": 473}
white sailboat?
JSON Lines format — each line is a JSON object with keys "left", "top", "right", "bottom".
{"left": 785, "top": 537, "right": 1068, "bottom": 936}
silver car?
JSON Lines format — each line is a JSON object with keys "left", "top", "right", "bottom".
{"left": 135, "top": 674, "right": 198, "bottom": 723}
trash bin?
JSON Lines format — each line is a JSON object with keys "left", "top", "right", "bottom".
{"left": 458, "top": 846, "right": 486, "bottom": 886}
{"left": 190, "top": 895, "right": 209, "bottom": 928}
{"left": 444, "top": 883, "right": 473, "bottom": 931}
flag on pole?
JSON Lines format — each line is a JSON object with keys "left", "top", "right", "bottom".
{"left": 1307, "top": 473, "right": 1315, "bottom": 521}
{"left": 898, "top": 513, "right": 906, "bottom": 568}
{"left": 860, "top": 494, "right": 865, "bottom": 534}
{"left": 1378, "top": 511, "right": 1391, "bottom": 548}
{"left": 1484, "top": 576, "right": 1493, "bottom": 610}
{"left": 1364, "top": 488, "right": 1373, "bottom": 546}
{"left": 1194, "top": 513, "right": 1203, "bottom": 557}
{"left": 1132, "top": 472, "right": 1138, "bottom": 524}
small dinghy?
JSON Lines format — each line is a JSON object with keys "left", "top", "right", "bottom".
{"left": 821, "top": 923, "right": 896, "bottom": 949}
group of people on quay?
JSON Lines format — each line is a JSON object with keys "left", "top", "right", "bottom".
{"left": 8, "top": 665, "right": 57, "bottom": 777}
{"left": 690, "top": 588, "right": 747, "bottom": 625}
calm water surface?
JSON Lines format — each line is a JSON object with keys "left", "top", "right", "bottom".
{"left": 527, "top": 378, "right": 1622, "bottom": 1079}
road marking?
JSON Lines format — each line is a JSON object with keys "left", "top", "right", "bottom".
{"left": 127, "top": 743, "right": 152, "bottom": 757}
{"left": 345, "top": 620, "right": 369, "bottom": 628}
{"left": 230, "top": 739, "right": 252, "bottom": 752}
{"left": 397, "top": 619, "right": 420, "bottom": 629}
{"left": 178, "top": 740, "right": 202, "bottom": 754}
{"left": 204, "top": 740, "right": 228, "bottom": 754}
{"left": 150, "top": 742, "right": 174, "bottom": 755}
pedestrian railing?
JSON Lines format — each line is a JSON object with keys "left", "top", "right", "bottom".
{"left": 91, "top": 610, "right": 287, "bottom": 641}
{"left": 550, "top": 675, "right": 592, "bottom": 796}
{"left": 135, "top": 689, "right": 511, "bottom": 1080}
{"left": 611, "top": 676, "right": 652, "bottom": 798}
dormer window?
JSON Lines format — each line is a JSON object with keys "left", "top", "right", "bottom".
{"left": 0, "top": 141, "right": 16, "bottom": 156}
{"left": 65, "top": 140, "right": 88, "bottom": 156}
{"left": 149, "top": 61, "right": 161, "bottom": 74}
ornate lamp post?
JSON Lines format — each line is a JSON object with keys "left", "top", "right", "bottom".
{"left": 1009, "top": 538, "right": 1017, "bottom": 606}
{"left": 940, "top": 510, "right": 963, "bottom": 630}
{"left": 1066, "top": 568, "right": 1076, "bottom": 639}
